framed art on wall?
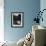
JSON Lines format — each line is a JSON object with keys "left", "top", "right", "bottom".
{"left": 11, "top": 12, "right": 24, "bottom": 28}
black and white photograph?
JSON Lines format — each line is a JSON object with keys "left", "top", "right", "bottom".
{"left": 11, "top": 12, "right": 24, "bottom": 28}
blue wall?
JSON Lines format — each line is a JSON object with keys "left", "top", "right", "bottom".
{"left": 40, "top": 0, "right": 46, "bottom": 27}
{"left": 4, "top": 0, "right": 40, "bottom": 42}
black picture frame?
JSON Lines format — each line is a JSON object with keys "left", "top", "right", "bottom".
{"left": 11, "top": 12, "right": 24, "bottom": 28}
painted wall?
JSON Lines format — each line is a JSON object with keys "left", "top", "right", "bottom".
{"left": 4, "top": 0, "right": 40, "bottom": 42}
{"left": 40, "top": 0, "right": 46, "bottom": 27}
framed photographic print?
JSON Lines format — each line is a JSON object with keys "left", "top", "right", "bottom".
{"left": 11, "top": 12, "right": 24, "bottom": 28}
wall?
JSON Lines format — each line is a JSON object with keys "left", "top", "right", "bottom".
{"left": 4, "top": 0, "right": 40, "bottom": 42}
{"left": 40, "top": 0, "right": 46, "bottom": 27}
